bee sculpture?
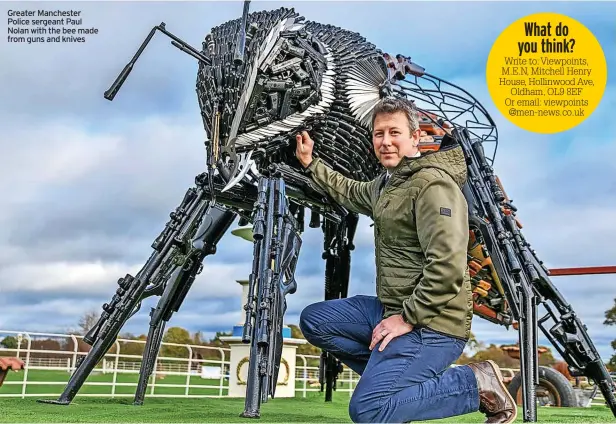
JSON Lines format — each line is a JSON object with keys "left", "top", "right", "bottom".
{"left": 38, "top": 2, "right": 616, "bottom": 422}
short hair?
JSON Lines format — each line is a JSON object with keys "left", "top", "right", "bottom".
{"left": 371, "top": 97, "right": 420, "bottom": 133}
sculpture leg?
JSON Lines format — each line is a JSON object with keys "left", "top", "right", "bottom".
{"left": 517, "top": 280, "right": 538, "bottom": 422}
{"left": 133, "top": 201, "right": 237, "bottom": 405}
{"left": 37, "top": 309, "right": 125, "bottom": 405}
{"left": 457, "top": 127, "right": 540, "bottom": 420}
{"left": 532, "top": 256, "right": 616, "bottom": 417}
{"left": 319, "top": 212, "right": 358, "bottom": 402}
{"left": 240, "top": 170, "right": 303, "bottom": 418}
{"left": 36, "top": 179, "right": 233, "bottom": 406}
{"left": 459, "top": 126, "right": 616, "bottom": 421}
{"left": 133, "top": 318, "right": 167, "bottom": 405}
{"left": 516, "top": 257, "right": 616, "bottom": 420}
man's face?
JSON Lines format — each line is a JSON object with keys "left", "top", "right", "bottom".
{"left": 372, "top": 111, "right": 421, "bottom": 170}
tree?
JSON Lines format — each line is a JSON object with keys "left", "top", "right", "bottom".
{"left": 0, "top": 336, "right": 18, "bottom": 349}
{"left": 77, "top": 309, "right": 101, "bottom": 335}
{"left": 605, "top": 298, "right": 616, "bottom": 369}
{"left": 604, "top": 297, "right": 616, "bottom": 326}
{"left": 193, "top": 331, "right": 206, "bottom": 345}
{"left": 288, "top": 324, "right": 303, "bottom": 339}
{"left": 538, "top": 346, "right": 557, "bottom": 367}
{"left": 117, "top": 333, "right": 147, "bottom": 362}
{"left": 161, "top": 327, "right": 192, "bottom": 358}
{"left": 455, "top": 343, "right": 520, "bottom": 368}
{"left": 466, "top": 331, "right": 485, "bottom": 353}
{"left": 209, "top": 331, "right": 232, "bottom": 347}
{"left": 609, "top": 340, "right": 616, "bottom": 371}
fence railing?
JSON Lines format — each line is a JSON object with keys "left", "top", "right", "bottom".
{"left": 0, "top": 330, "right": 230, "bottom": 398}
{"left": 0, "top": 330, "right": 609, "bottom": 407}
{"left": 0, "top": 330, "right": 360, "bottom": 399}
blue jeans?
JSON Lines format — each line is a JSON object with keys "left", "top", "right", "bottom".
{"left": 299, "top": 295, "right": 480, "bottom": 423}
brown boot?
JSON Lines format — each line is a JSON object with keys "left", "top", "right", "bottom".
{"left": 468, "top": 360, "right": 517, "bottom": 423}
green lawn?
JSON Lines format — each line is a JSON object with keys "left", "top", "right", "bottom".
{"left": 0, "top": 369, "right": 614, "bottom": 422}
{"left": 0, "top": 368, "right": 346, "bottom": 396}
{"left": 0, "top": 368, "right": 229, "bottom": 396}
{"left": 0, "top": 395, "right": 614, "bottom": 423}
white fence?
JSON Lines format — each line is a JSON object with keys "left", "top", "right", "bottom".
{"left": 0, "top": 330, "right": 357, "bottom": 399}
{"left": 0, "top": 330, "right": 609, "bottom": 407}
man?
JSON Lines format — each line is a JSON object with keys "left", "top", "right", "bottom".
{"left": 295, "top": 97, "right": 517, "bottom": 423}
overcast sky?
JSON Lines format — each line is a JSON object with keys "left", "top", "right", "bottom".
{"left": 1, "top": 1, "right": 615, "bottom": 363}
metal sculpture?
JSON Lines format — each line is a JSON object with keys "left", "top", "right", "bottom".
{"left": 38, "top": 2, "right": 616, "bottom": 422}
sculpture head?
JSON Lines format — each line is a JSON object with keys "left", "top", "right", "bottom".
{"left": 371, "top": 97, "right": 421, "bottom": 170}
{"left": 197, "top": 7, "right": 392, "bottom": 184}
{"left": 195, "top": 5, "right": 470, "bottom": 191}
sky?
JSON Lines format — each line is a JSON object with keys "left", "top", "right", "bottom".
{"left": 0, "top": 1, "right": 615, "bottom": 363}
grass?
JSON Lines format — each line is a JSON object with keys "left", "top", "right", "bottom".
{"left": 0, "top": 370, "right": 614, "bottom": 422}
{"left": 1, "top": 369, "right": 229, "bottom": 396}
{"left": 0, "top": 395, "right": 614, "bottom": 423}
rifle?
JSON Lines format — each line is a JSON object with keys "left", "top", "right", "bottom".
{"left": 133, "top": 199, "right": 236, "bottom": 405}
{"left": 38, "top": 183, "right": 236, "bottom": 406}
{"left": 456, "top": 127, "right": 616, "bottom": 421}
{"left": 240, "top": 166, "right": 303, "bottom": 418}
{"left": 319, "top": 212, "right": 358, "bottom": 401}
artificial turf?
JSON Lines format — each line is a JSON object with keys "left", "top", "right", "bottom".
{"left": 1, "top": 369, "right": 613, "bottom": 422}
{"left": 0, "top": 395, "right": 613, "bottom": 423}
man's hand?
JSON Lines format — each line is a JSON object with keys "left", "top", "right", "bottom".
{"left": 369, "top": 315, "right": 413, "bottom": 352}
{"left": 295, "top": 131, "right": 314, "bottom": 168}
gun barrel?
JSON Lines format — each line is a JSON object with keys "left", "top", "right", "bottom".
{"left": 104, "top": 25, "right": 157, "bottom": 101}
{"left": 104, "top": 62, "right": 135, "bottom": 101}
{"left": 233, "top": 0, "right": 251, "bottom": 66}
{"left": 171, "top": 40, "right": 209, "bottom": 64}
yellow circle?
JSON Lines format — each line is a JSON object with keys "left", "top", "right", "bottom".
{"left": 486, "top": 12, "right": 607, "bottom": 134}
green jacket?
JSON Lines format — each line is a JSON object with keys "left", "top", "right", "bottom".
{"left": 305, "top": 144, "right": 473, "bottom": 340}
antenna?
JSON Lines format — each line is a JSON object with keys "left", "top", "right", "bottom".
{"left": 104, "top": 22, "right": 211, "bottom": 101}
